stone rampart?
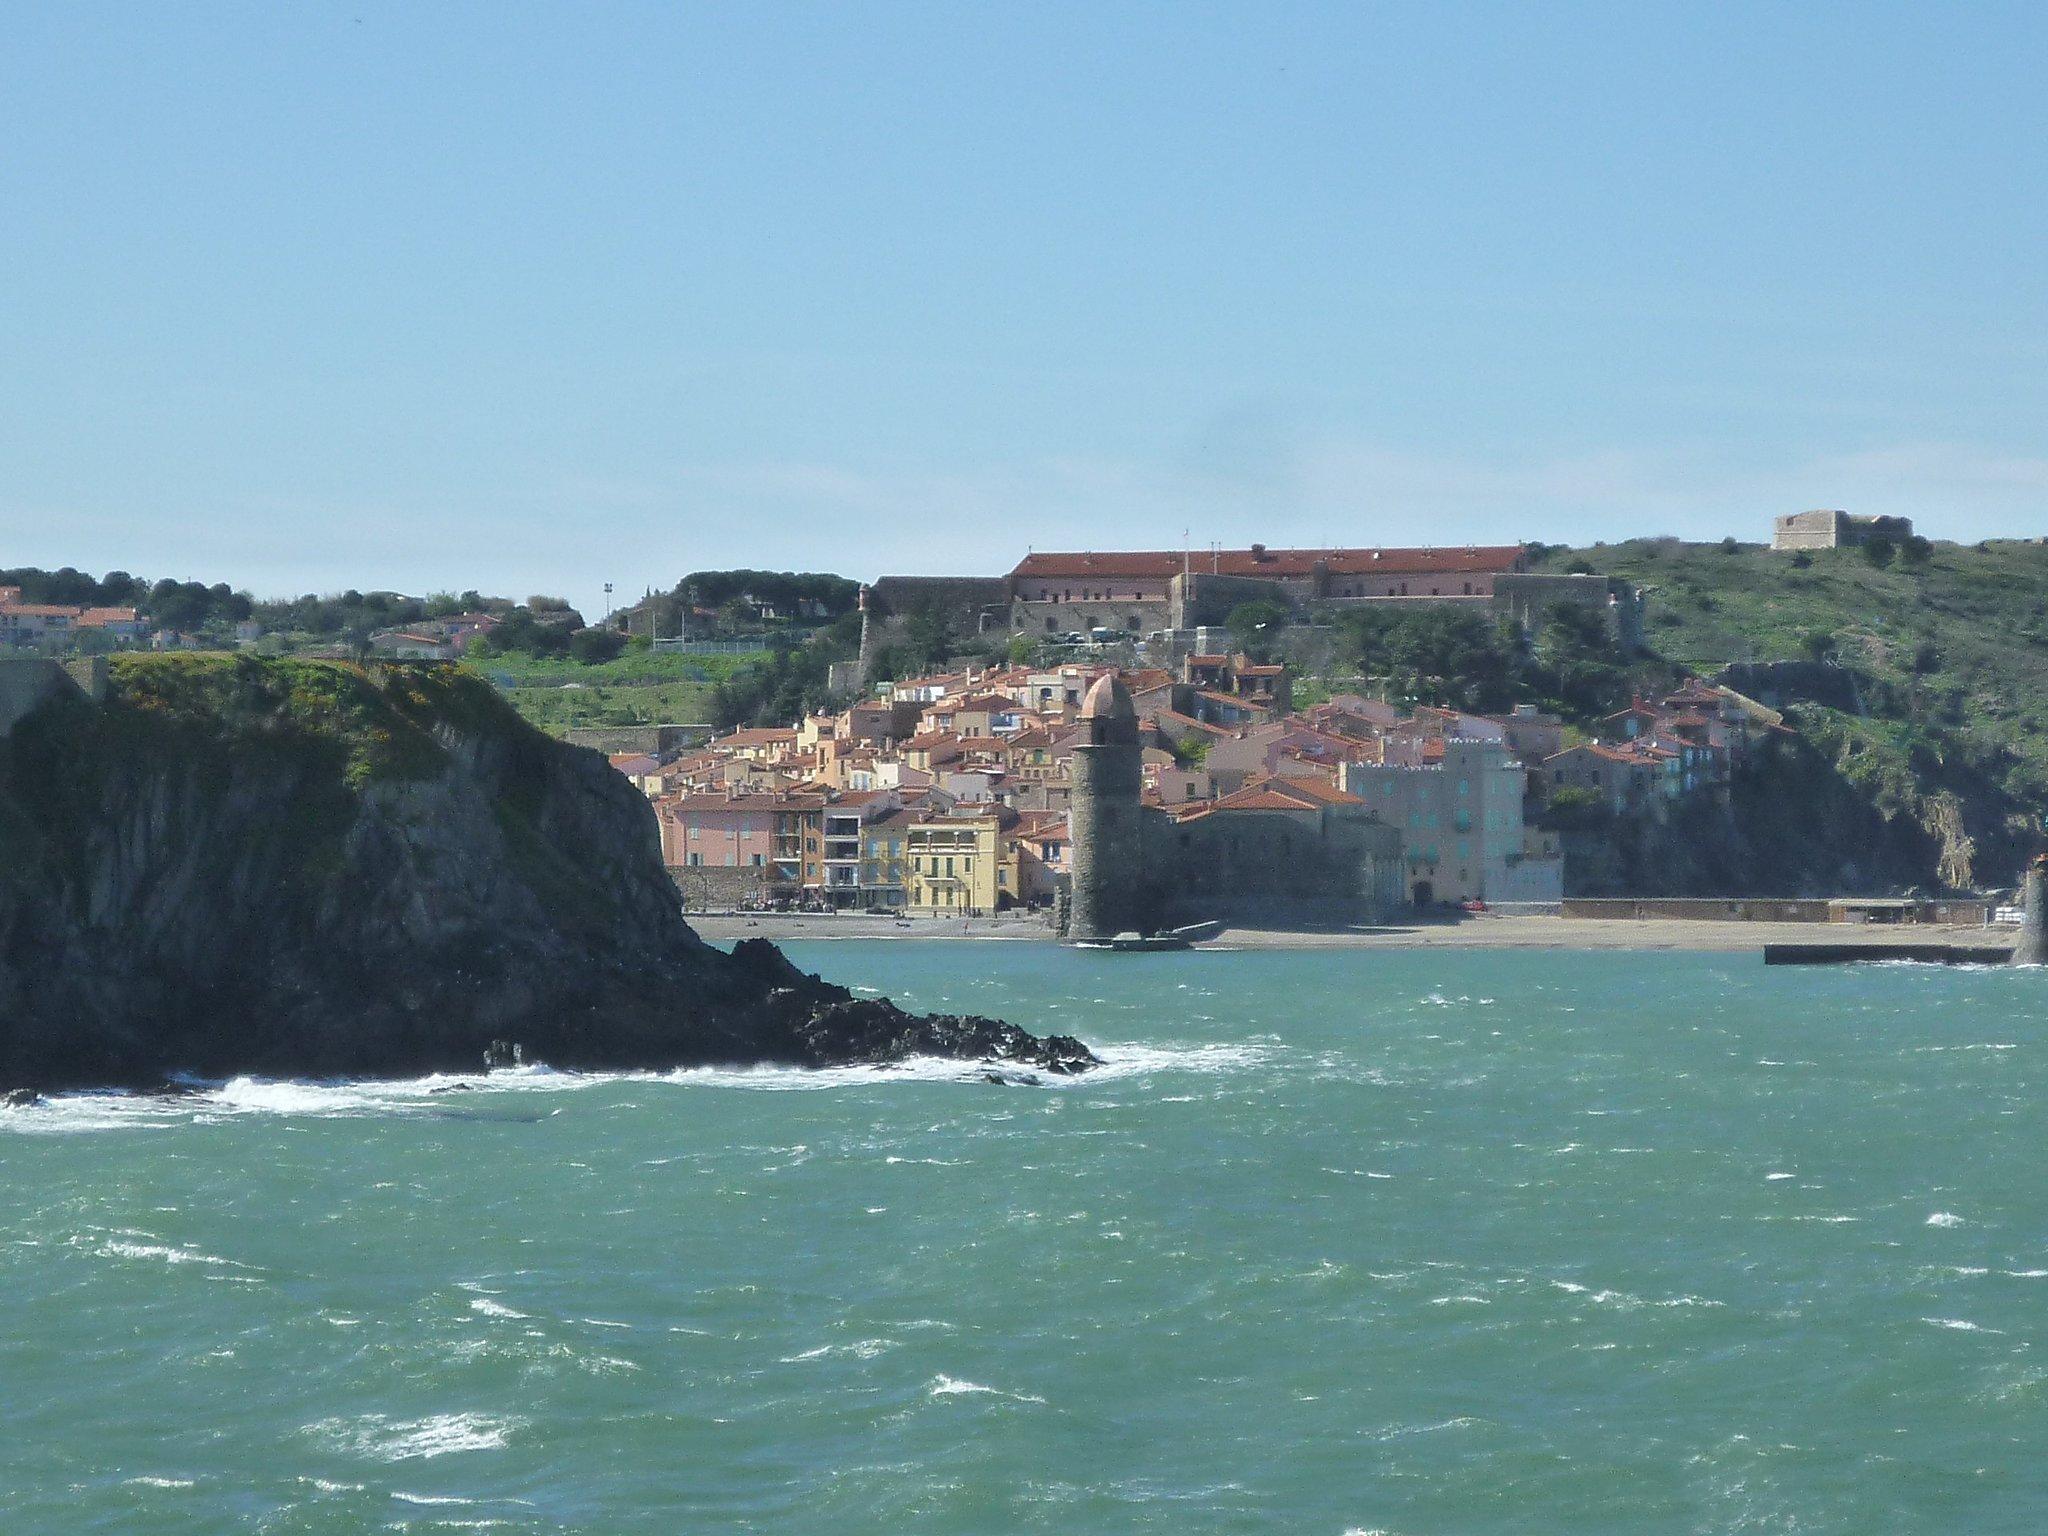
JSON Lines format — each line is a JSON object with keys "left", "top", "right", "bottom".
{"left": 670, "top": 864, "right": 769, "bottom": 911}
{"left": 561, "top": 724, "right": 713, "bottom": 755}
{"left": 0, "top": 659, "right": 81, "bottom": 739}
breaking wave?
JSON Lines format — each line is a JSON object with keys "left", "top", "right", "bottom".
{"left": 2, "top": 1040, "right": 1269, "bottom": 1133}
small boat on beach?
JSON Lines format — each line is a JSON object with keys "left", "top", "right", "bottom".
{"left": 1071, "top": 921, "right": 1223, "bottom": 952}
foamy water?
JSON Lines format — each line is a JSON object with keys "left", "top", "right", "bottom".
{"left": 4, "top": 943, "right": 2045, "bottom": 1533}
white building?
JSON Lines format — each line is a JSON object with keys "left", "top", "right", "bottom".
{"left": 1340, "top": 738, "right": 1562, "bottom": 905}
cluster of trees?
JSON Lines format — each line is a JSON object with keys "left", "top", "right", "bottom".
{"left": 0, "top": 566, "right": 253, "bottom": 631}
{"left": 253, "top": 590, "right": 464, "bottom": 639}
{"left": 707, "top": 618, "right": 862, "bottom": 729}
{"left": 673, "top": 570, "right": 860, "bottom": 622}
{"left": 1335, "top": 603, "right": 1633, "bottom": 722}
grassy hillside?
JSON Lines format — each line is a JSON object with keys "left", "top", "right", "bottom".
{"left": 1531, "top": 536, "right": 2048, "bottom": 885}
{"left": 466, "top": 648, "right": 763, "bottom": 733}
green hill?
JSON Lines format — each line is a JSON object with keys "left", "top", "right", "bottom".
{"left": 1531, "top": 536, "right": 2048, "bottom": 888}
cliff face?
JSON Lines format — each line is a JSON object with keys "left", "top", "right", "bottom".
{"left": 0, "top": 657, "right": 1089, "bottom": 1092}
{"left": 1560, "top": 732, "right": 1938, "bottom": 898}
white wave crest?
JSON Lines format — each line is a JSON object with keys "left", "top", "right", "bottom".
{"left": 5, "top": 1034, "right": 1271, "bottom": 1135}
{"left": 1926, "top": 1212, "right": 1967, "bottom": 1228}
{"left": 780, "top": 1338, "right": 894, "bottom": 1363}
{"left": 306, "top": 1411, "right": 524, "bottom": 1462}
{"left": 88, "top": 1236, "right": 253, "bottom": 1271}
{"left": 927, "top": 1374, "right": 1046, "bottom": 1404}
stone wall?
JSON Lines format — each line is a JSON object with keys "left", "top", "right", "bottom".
{"left": 1771, "top": 510, "right": 1915, "bottom": 552}
{"left": 0, "top": 659, "right": 80, "bottom": 739}
{"left": 561, "top": 724, "right": 713, "bottom": 755}
{"left": 1141, "top": 805, "right": 1403, "bottom": 926}
{"left": 670, "top": 864, "right": 769, "bottom": 911}
{"left": 1561, "top": 897, "right": 1832, "bottom": 921}
{"left": 866, "top": 577, "right": 1012, "bottom": 633}
{"left": 1011, "top": 594, "right": 1174, "bottom": 639}
{"left": 1170, "top": 572, "right": 1293, "bottom": 630}
{"left": 1492, "top": 573, "right": 1646, "bottom": 651}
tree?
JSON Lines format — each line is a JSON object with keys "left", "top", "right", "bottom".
{"left": 569, "top": 627, "right": 628, "bottom": 665}
{"left": 904, "top": 604, "right": 956, "bottom": 670}
{"left": 1226, "top": 600, "right": 1290, "bottom": 662}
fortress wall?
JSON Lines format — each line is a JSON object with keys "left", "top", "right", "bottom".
{"left": 0, "top": 659, "right": 78, "bottom": 740}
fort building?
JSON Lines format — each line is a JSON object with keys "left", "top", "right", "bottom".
{"left": 1771, "top": 509, "right": 1915, "bottom": 552}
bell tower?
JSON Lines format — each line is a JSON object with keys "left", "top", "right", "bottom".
{"left": 1068, "top": 674, "right": 1144, "bottom": 940}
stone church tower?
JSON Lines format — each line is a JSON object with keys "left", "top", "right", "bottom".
{"left": 855, "top": 584, "right": 878, "bottom": 686}
{"left": 1068, "top": 673, "right": 1145, "bottom": 939}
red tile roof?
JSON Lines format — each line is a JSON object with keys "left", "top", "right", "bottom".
{"left": 1012, "top": 545, "right": 1525, "bottom": 581}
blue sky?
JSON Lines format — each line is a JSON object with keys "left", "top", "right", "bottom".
{"left": 4, "top": 3, "right": 2045, "bottom": 610}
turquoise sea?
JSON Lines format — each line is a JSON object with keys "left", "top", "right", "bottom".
{"left": 5, "top": 944, "right": 2046, "bottom": 1534}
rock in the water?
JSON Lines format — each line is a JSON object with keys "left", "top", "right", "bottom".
{"left": 3, "top": 1088, "right": 41, "bottom": 1109}
{"left": 0, "top": 657, "right": 1095, "bottom": 1092}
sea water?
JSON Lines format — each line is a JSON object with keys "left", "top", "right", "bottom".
{"left": 3, "top": 945, "right": 2045, "bottom": 1533}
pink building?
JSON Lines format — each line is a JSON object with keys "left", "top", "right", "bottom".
{"left": 661, "top": 794, "right": 776, "bottom": 870}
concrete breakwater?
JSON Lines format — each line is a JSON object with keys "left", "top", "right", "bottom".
{"left": 1763, "top": 942, "right": 2013, "bottom": 966}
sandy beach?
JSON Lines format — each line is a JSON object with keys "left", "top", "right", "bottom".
{"left": 688, "top": 910, "right": 2017, "bottom": 954}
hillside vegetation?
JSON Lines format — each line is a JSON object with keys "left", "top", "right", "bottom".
{"left": 1532, "top": 537, "right": 2048, "bottom": 887}
{"left": 468, "top": 647, "right": 762, "bottom": 732}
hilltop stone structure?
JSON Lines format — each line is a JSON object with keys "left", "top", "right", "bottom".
{"left": 1771, "top": 510, "right": 1915, "bottom": 552}
{"left": 1063, "top": 673, "right": 1404, "bottom": 939}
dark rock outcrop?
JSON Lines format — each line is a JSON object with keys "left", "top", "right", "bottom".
{"left": 0, "top": 657, "right": 1094, "bottom": 1093}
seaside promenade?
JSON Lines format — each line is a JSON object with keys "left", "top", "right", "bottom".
{"left": 689, "top": 909, "right": 2017, "bottom": 954}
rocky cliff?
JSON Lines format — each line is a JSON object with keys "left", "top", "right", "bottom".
{"left": 0, "top": 656, "right": 1091, "bottom": 1093}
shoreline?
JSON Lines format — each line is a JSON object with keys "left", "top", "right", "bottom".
{"left": 688, "top": 911, "right": 2019, "bottom": 954}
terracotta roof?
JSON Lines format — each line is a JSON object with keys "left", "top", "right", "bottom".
{"left": 1249, "top": 773, "right": 1363, "bottom": 806}
{"left": 1153, "top": 709, "right": 1233, "bottom": 737}
{"left": 1186, "top": 787, "right": 1324, "bottom": 816}
{"left": 1012, "top": 545, "right": 1525, "bottom": 581}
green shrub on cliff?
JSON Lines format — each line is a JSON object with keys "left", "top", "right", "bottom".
{"left": 82, "top": 654, "right": 546, "bottom": 790}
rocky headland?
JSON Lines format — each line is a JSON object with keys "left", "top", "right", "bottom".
{"left": 0, "top": 656, "right": 1093, "bottom": 1093}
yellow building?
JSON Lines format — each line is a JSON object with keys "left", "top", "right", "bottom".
{"left": 906, "top": 814, "right": 1005, "bottom": 915}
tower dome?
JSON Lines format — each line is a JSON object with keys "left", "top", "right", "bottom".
{"left": 1079, "top": 673, "right": 1135, "bottom": 721}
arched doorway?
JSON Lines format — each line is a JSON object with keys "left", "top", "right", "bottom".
{"left": 1411, "top": 880, "right": 1434, "bottom": 907}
